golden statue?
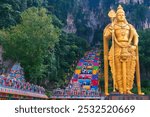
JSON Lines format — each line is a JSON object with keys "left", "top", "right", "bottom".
{"left": 103, "top": 5, "right": 144, "bottom": 95}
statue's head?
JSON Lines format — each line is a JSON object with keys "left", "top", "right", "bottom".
{"left": 116, "top": 5, "right": 126, "bottom": 22}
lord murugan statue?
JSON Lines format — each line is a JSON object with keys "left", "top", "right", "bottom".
{"left": 103, "top": 5, "right": 144, "bottom": 95}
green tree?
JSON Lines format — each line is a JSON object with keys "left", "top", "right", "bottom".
{"left": 0, "top": 6, "right": 89, "bottom": 90}
{"left": 138, "top": 29, "right": 150, "bottom": 79}
{"left": 1, "top": 7, "right": 60, "bottom": 85}
{"left": 52, "top": 33, "right": 89, "bottom": 88}
{"left": 0, "top": 0, "right": 47, "bottom": 28}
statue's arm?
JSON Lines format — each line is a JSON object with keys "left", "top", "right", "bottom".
{"left": 130, "top": 24, "right": 139, "bottom": 46}
{"left": 133, "top": 30, "right": 139, "bottom": 46}
{"left": 103, "top": 24, "right": 112, "bottom": 59}
{"left": 103, "top": 24, "right": 112, "bottom": 40}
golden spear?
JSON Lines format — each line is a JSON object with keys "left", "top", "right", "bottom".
{"left": 108, "top": 9, "right": 116, "bottom": 92}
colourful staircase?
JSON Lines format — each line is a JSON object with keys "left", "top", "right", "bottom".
{"left": 51, "top": 48, "right": 104, "bottom": 99}
{"left": 71, "top": 48, "right": 100, "bottom": 91}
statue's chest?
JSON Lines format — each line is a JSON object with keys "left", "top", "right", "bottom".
{"left": 114, "top": 25, "right": 130, "bottom": 41}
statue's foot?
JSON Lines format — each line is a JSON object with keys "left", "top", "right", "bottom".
{"left": 113, "top": 89, "right": 116, "bottom": 92}
{"left": 127, "top": 90, "right": 134, "bottom": 94}
{"left": 138, "top": 92, "right": 144, "bottom": 95}
{"left": 119, "top": 91, "right": 124, "bottom": 94}
{"left": 105, "top": 92, "right": 109, "bottom": 96}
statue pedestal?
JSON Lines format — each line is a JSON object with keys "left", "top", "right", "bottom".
{"left": 106, "top": 93, "right": 150, "bottom": 100}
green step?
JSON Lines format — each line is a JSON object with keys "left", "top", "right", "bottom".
{"left": 76, "top": 66, "right": 82, "bottom": 69}
{"left": 93, "top": 66, "right": 99, "bottom": 70}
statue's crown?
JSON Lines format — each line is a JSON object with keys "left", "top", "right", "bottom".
{"left": 116, "top": 5, "right": 125, "bottom": 14}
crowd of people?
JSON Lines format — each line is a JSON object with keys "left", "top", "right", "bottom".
{"left": 0, "top": 63, "right": 45, "bottom": 94}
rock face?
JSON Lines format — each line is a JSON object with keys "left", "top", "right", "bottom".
{"left": 118, "top": 0, "right": 130, "bottom": 4}
{"left": 73, "top": 0, "right": 100, "bottom": 42}
{"left": 118, "top": 0, "right": 144, "bottom": 4}
{"left": 132, "top": 0, "right": 144, "bottom": 4}
{"left": 61, "top": 0, "right": 150, "bottom": 43}
{"left": 143, "top": 18, "right": 150, "bottom": 29}
{"left": 0, "top": 45, "right": 3, "bottom": 65}
{"left": 63, "top": 14, "right": 77, "bottom": 33}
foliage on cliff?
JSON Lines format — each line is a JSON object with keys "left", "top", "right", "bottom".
{"left": 0, "top": 7, "right": 89, "bottom": 89}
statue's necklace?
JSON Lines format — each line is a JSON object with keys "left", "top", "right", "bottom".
{"left": 115, "top": 24, "right": 128, "bottom": 36}
{"left": 115, "top": 23, "right": 128, "bottom": 29}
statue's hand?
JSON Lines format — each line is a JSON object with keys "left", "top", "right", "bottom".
{"left": 109, "top": 25, "right": 113, "bottom": 32}
{"left": 131, "top": 45, "right": 136, "bottom": 51}
{"left": 128, "top": 45, "right": 136, "bottom": 54}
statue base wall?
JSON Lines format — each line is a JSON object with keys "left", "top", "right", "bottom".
{"left": 106, "top": 93, "right": 150, "bottom": 100}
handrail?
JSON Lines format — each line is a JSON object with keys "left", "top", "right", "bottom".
{"left": 0, "top": 85, "right": 48, "bottom": 99}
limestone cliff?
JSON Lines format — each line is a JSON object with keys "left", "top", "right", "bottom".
{"left": 60, "top": 0, "right": 150, "bottom": 43}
